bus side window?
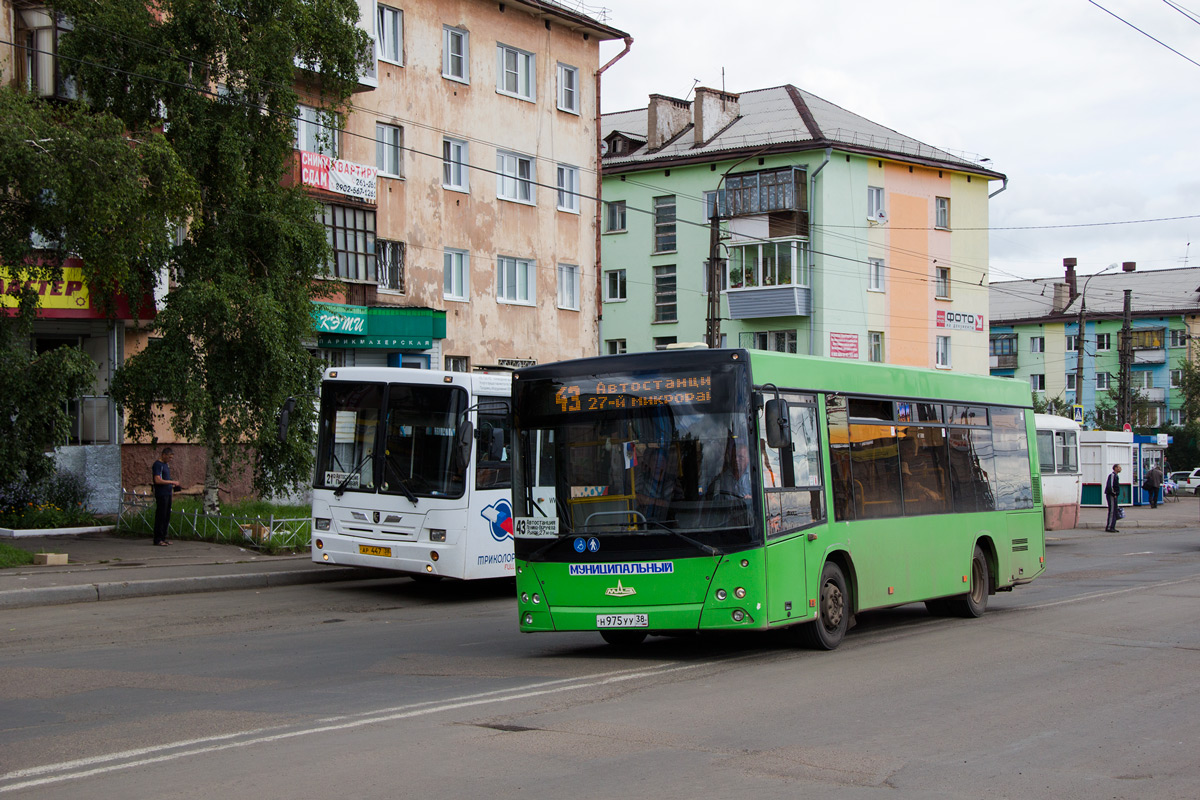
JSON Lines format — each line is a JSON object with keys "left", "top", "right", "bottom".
{"left": 826, "top": 394, "right": 855, "bottom": 522}
{"left": 476, "top": 404, "right": 512, "bottom": 490}
{"left": 761, "top": 396, "right": 825, "bottom": 536}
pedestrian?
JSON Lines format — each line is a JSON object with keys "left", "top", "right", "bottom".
{"left": 152, "top": 447, "right": 181, "bottom": 546}
{"left": 1104, "top": 463, "right": 1122, "bottom": 532}
{"left": 1144, "top": 463, "right": 1164, "bottom": 509}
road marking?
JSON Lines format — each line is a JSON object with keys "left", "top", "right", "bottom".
{"left": 1121, "top": 551, "right": 1155, "bottom": 556}
{"left": 1022, "top": 574, "right": 1200, "bottom": 610}
{"left": 0, "top": 656, "right": 756, "bottom": 793}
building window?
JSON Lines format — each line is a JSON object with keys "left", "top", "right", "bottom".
{"left": 727, "top": 241, "right": 810, "bottom": 288}
{"left": 1031, "top": 374, "right": 1045, "bottom": 392}
{"left": 497, "top": 151, "right": 534, "bottom": 203}
{"left": 294, "top": 104, "right": 338, "bottom": 156}
{"left": 443, "top": 26, "right": 468, "bottom": 82}
{"left": 319, "top": 204, "right": 375, "bottom": 282}
{"left": 376, "top": 123, "right": 402, "bottom": 177}
{"left": 497, "top": 256, "right": 534, "bottom": 304}
{"left": 654, "top": 195, "right": 676, "bottom": 252}
{"left": 1133, "top": 371, "right": 1154, "bottom": 390}
{"left": 377, "top": 5, "right": 403, "bottom": 64}
{"left": 1170, "top": 329, "right": 1187, "bottom": 348}
{"left": 1170, "top": 408, "right": 1184, "bottom": 425}
{"left": 1066, "top": 373, "right": 1077, "bottom": 392}
{"left": 935, "top": 267, "right": 950, "bottom": 299}
{"left": 1096, "top": 372, "right": 1111, "bottom": 390}
{"left": 556, "top": 165, "right": 579, "bottom": 213}
{"left": 868, "top": 258, "right": 885, "bottom": 292}
{"left": 445, "top": 355, "right": 469, "bottom": 372}
{"left": 654, "top": 265, "right": 677, "bottom": 322}
{"left": 443, "top": 248, "right": 468, "bottom": 301}
{"left": 935, "top": 196, "right": 950, "bottom": 229}
{"left": 1030, "top": 336, "right": 1045, "bottom": 353}
{"left": 990, "top": 335, "right": 1016, "bottom": 356}
{"left": 443, "top": 138, "right": 468, "bottom": 192}
{"left": 606, "top": 339, "right": 627, "bottom": 355}
{"left": 1066, "top": 334, "right": 1078, "bottom": 352}
{"left": 605, "top": 200, "right": 626, "bottom": 232}
{"left": 557, "top": 264, "right": 580, "bottom": 310}
{"left": 605, "top": 269, "right": 626, "bottom": 302}
{"left": 557, "top": 63, "right": 579, "bottom": 113}
{"left": 753, "top": 330, "right": 797, "bottom": 353}
{"left": 1096, "top": 332, "right": 1111, "bottom": 351}
{"left": 869, "top": 331, "right": 884, "bottom": 363}
{"left": 868, "top": 186, "right": 885, "bottom": 219}
{"left": 654, "top": 336, "right": 677, "bottom": 351}
{"left": 936, "top": 335, "right": 951, "bottom": 368}
{"left": 377, "top": 239, "right": 405, "bottom": 293}
{"left": 719, "top": 168, "right": 801, "bottom": 216}
{"left": 1131, "top": 329, "right": 1165, "bottom": 349}
{"left": 497, "top": 44, "right": 535, "bottom": 101}
{"left": 1170, "top": 368, "right": 1182, "bottom": 388}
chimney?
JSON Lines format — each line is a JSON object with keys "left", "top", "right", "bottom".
{"left": 1063, "top": 257, "right": 1078, "bottom": 302}
{"left": 647, "top": 94, "right": 692, "bottom": 150}
{"left": 1052, "top": 283, "right": 1070, "bottom": 314}
{"left": 693, "top": 87, "right": 740, "bottom": 146}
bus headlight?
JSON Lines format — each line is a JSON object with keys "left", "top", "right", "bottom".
{"left": 532, "top": 594, "right": 541, "bottom": 604}
{"left": 524, "top": 613, "right": 534, "bottom": 625}
{"left": 429, "top": 529, "right": 446, "bottom": 542}
{"left": 735, "top": 587, "right": 746, "bottom": 599}
{"left": 314, "top": 539, "right": 324, "bottom": 550}
{"left": 732, "top": 609, "right": 746, "bottom": 622}
{"left": 430, "top": 551, "right": 439, "bottom": 562}
{"left": 715, "top": 589, "right": 727, "bottom": 601}
{"left": 521, "top": 593, "right": 529, "bottom": 603}
{"left": 315, "top": 518, "right": 330, "bottom": 531}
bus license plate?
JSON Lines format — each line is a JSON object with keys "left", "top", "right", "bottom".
{"left": 596, "top": 614, "right": 648, "bottom": 628}
{"left": 359, "top": 545, "right": 391, "bottom": 557}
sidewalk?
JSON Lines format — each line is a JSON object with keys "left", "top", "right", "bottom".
{"left": 1075, "top": 494, "right": 1200, "bottom": 531}
{"left": 0, "top": 531, "right": 368, "bottom": 610}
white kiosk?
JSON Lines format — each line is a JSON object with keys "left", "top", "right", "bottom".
{"left": 1079, "top": 430, "right": 1134, "bottom": 507}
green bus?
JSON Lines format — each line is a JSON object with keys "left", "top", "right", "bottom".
{"left": 510, "top": 348, "right": 1045, "bottom": 649}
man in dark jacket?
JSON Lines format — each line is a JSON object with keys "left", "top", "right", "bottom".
{"left": 1144, "top": 464, "right": 1164, "bottom": 509}
{"left": 1105, "top": 463, "right": 1122, "bottom": 532}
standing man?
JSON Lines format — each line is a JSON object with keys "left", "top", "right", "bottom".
{"left": 1145, "top": 463, "right": 1164, "bottom": 509}
{"left": 152, "top": 447, "right": 181, "bottom": 546}
{"left": 1104, "top": 463, "right": 1122, "bottom": 532}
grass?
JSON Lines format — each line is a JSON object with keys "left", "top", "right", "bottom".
{"left": 0, "top": 541, "right": 36, "bottom": 569}
{"left": 117, "top": 496, "right": 311, "bottom": 554}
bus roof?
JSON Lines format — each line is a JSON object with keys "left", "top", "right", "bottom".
{"left": 1034, "top": 413, "right": 1081, "bottom": 431}
{"left": 322, "top": 366, "right": 511, "bottom": 396}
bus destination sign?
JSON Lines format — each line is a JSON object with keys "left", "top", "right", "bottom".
{"left": 552, "top": 373, "right": 713, "bottom": 414}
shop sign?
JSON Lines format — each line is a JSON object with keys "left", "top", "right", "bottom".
{"left": 936, "top": 310, "right": 985, "bottom": 332}
{"left": 300, "top": 151, "right": 378, "bottom": 203}
{"left": 1, "top": 266, "right": 90, "bottom": 311}
{"left": 313, "top": 304, "right": 367, "bottom": 334}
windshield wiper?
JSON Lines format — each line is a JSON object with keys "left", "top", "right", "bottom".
{"left": 384, "top": 452, "right": 419, "bottom": 505}
{"left": 638, "top": 518, "right": 721, "bottom": 557}
{"left": 333, "top": 454, "right": 372, "bottom": 497}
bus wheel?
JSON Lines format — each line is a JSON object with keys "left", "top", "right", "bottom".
{"left": 600, "top": 630, "right": 647, "bottom": 648}
{"left": 946, "top": 545, "right": 989, "bottom": 618}
{"left": 802, "top": 561, "right": 849, "bottom": 650}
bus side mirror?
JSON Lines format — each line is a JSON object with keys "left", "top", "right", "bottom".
{"left": 277, "top": 397, "right": 296, "bottom": 444}
{"left": 454, "top": 420, "right": 474, "bottom": 471}
{"left": 764, "top": 398, "right": 791, "bottom": 449}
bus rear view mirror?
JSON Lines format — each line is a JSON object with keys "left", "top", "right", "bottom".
{"left": 277, "top": 397, "right": 296, "bottom": 444}
{"left": 764, "top": 398, "right": 792, "bottom": 449}
{"left": 455, "top": 420, "right": 474, "bottom": 471}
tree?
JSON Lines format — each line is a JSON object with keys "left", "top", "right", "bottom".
{"left": 55, "top": 0, "right": 372, "bottom": 508}
{"left": 0, "top": 86, "right": 198, "bottom": 488}
{"left": 1031, "top": 392, "right": 1071, "bottom": 417}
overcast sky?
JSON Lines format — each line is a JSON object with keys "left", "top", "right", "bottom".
{"left": 594, "top": 0, "right": 1200, "bottom": 283}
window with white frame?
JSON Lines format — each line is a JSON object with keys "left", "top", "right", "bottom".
{"left": 442, "top": 26, "right": 468, "bottom": 82}
{"left": 654, "top": 265, "right": 677, "bottom": 322}
{"left": 557, "top": 263, "right": 580, "bottom": 310}
{"left": 935, "top": 266, "right": 950, "bottom": 299}
{"left": 497, "top": 151, "right": 534, "bottom": 203}
{"left": 868, "top": 186, "right": 885, "bottom": 219}
{"left": 936, "top": 335, "right": 951, "bottom": 368}
{"left": 654, "top": 195, "right": 676, "bottom": 252}
{"left": 654, "top": 336, "right": 677, "bottom": 351}
{"left": 1066, "top": 334, "right": 1078, "bottom": 352}
{"left": 1031, "top": 336, "right": 1045, "bottom": 353}
{"left": 869, "top": 331, "right": 884, "bottom": 363}
{"left": 556, "top": 165, "right": 579, "bottom": 212}
{"left": 1030, "top": 373, "right": 1046, "bottom": 392}
{"left": 935, "top": 196, "right": 950, "bottom": 229}
{"left": 557, "top": 63, "right": 579, "bottom": 113}
{"left": 868, "top": 258, "right": 885, "bottom": 291}
{"left": 1171, "top": 368, "right": 1182, "bottom": 388}
{"left": 1133, "top": 371, "right": 1154, "bottom": 389}
{"left": 1096, "top": 371, "right": 1111, "bottom": 390}
{"left": 294, "top": 104, "right": 338, "bottom": 156}
{"left": 1096, "top": 332, "right": 1111, "bottom": 351}
{"left": 727, "top": 241, "right": 810, "bottom": 288}
{"left": 752, "top": 330, "right": 797, "bottom": 353}
{"left": 376, "top": 123, "right": 402, "bottom": 177}
{"left": 442, "top": 137, "right": 468, "bottom": 191}
{"left": 1170, "top": 329, "right": 1187, "bottom": 348}
{"left": 1170, "top": 408, "right": 1183, "bottom": 425}
{"left": 443, "top": 248, "right": 468, "bottom": 301}
{"left": 605, "top": 200, "right": 626, "bottom": 232}
{"left": 606, "top": 339, "right": 627, "bottom": 355}
{"left": 497, "top": 256, "right": 534, "bottom": 304}
{"left": 1066, "top": 373, "right": 1077, "bottom": 392}
{"left": 497, "top": 44, "right": 534, "bottom": 101}
{"left": 605, "top": 269, "right": 626, "bottom": 302}
{"left": 377, "top": 5, "right": 403, "bottom": 64}
{"left": 377, "top": 239, "right": 405, "bottom": 293}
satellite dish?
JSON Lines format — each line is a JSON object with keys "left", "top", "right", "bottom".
{"left": 599, "top": 140, "right": 610, "bottom": 156}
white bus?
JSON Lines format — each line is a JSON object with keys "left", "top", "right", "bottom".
{"left": 1034, "top": 413, "right": 1081, "bottom": 530}
{"left": 310, "top": 367, "right": 514, "bottom": 580}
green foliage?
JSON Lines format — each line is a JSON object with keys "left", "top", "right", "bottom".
{"left": 118, "top": 495, "right": 310, "bottom": 554}
{"left": 0, "top": 470, "right": 98, "bottom": 529}
{"left": 0, "top": 542, "right": 36, "bottom": 570}
{"left": 1031, "top": 392, "right": 1072, "bottom": 417}
{"left": 56, "top": 0, "right": 371, "bottom": 499}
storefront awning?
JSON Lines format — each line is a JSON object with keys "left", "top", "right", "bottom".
{"left": 314, "top": 304, "right": 445, "bottom": 350}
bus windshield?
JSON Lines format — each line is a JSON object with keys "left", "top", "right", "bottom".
{"left": 314, "top": 381, "right": 468, "bottom": 498}
{"left": 513, "top": 360, "right": 758, "bottom": 556}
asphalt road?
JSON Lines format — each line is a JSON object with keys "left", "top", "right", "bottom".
{"left": 1, "top": 526, "right": 1198, "bottom": 799}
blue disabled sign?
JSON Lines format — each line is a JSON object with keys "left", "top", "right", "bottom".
{"left": 573, "top": 537, "right": 586, "bottom": 553}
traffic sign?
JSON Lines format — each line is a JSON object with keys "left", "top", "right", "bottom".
{"left": 1073, "top": 405, "right": 1084, "bottom": 424}
{"left": 1123, "top": 422, "right": 1132, "bottom": 432}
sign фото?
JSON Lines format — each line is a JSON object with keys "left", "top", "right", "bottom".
{"left": 936, "top": 310, "right": 985, "bottom": 332}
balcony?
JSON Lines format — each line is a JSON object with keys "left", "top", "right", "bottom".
{"left": 990, "top": 354, "right": 1018, "bottom": 370}
{"left": 1142, "top": 387, "right": 1166, "bottom": 403}
{"left": 727, "top": 286, "right": 812, "bottom": 320}
{"left": 1133, "top": 349, "right": 1166, "bottom": 365}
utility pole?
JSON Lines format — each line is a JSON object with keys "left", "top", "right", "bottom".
{"left": 1119, "top": 286, "right": 1133, "bottom": 426}
{"left": 706, "top": 209, "right": 722, "bottom": 348}
{"left": 1069, "top": 258, "right": 1085, "bottom": 419}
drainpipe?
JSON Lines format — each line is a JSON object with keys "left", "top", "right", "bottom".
{"left": 988, "top": 177, "right": 1008, "bottom": 199}
{"left": 808, "top": 147, "right": 831, "bottom": 355}
{"left": 594, "top": 37, "right": 633, "bottom": 356}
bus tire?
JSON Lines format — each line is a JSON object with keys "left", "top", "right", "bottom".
{"left": 802, "top": 561, "right": 849, "bottom": 650}
{"left": 924, "top": 597, "right": 950, "bottom": 616}
{"left": 600, "top": 630, "right": 647, "bottom": 647}
{"left": 945, "top": 544, "right": 989, "bottom": 618}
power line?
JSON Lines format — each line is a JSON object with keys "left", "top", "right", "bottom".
{"left": 1088, "top": 0, "right": 1200, "bottom": 69}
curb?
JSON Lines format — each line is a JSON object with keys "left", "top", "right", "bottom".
{"left": 0, "top": 566, "right": 363, "bottom": 610}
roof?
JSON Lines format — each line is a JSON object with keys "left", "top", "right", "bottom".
{"left": 989, "top": 267, "right": 1200, "bottom": 325}
{"left": 601, "top": 85, "right": 1004, "bottom": 179}
{"left": 507, "top": 0, "right": 629, "bottom": 40}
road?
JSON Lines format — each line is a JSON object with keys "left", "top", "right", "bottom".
{"left": 1, "top": 526, "right": 1198, "bottom": 799}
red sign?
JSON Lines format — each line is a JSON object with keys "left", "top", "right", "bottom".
{"left": 1123, "top": 423, "right": 1132, "bottom": 432}
{"left": 829, "top": 333, "right": 859, "bottom": 359}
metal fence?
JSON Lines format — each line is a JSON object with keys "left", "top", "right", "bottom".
{"left": 119, "top": 489, "right": 311, "bottom": 552}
